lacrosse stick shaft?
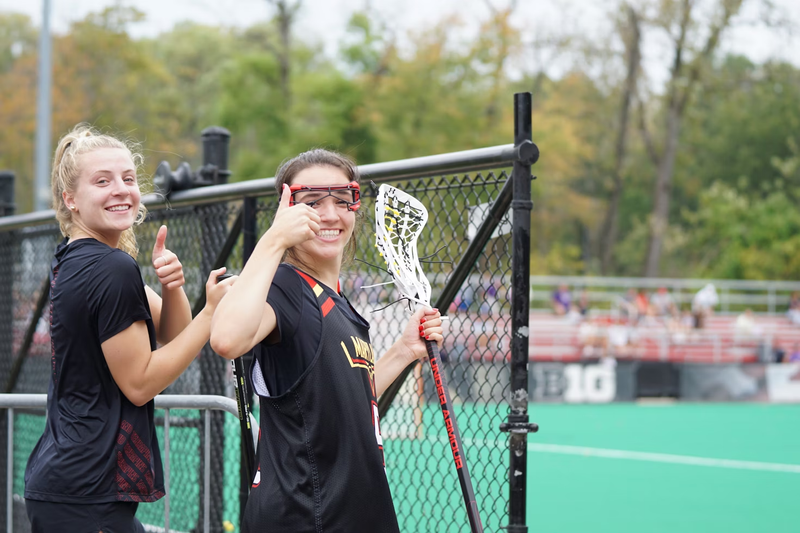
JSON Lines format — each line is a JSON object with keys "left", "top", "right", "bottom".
{"left": 426, "top": 339, "right": 484, "bottom": 533}
{"left": 231, "top": 357, "right": 256, "bottom": 484}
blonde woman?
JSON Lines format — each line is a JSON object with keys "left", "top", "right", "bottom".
{"left": 24, "top": 125, "right": 234, "bottom": 533}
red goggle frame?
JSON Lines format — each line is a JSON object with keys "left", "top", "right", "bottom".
{"left": 288, "top": 181, "right": 361, "bottom": 211}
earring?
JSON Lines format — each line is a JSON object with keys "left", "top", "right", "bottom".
{"left": 69, "top": 205, "right": 76, "bottom": 211}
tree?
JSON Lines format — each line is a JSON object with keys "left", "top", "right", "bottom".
{"left": 638, "top": 0, "right": 744, "bottom": 277}
{"left": 679, "top": 57, "right": 800, "bottom": 200}
{"left": 599, "top": 3, "right": 642, "bottom": 274}
{"left": 681, "top": 182, "right": 800, "bottom": 280}
{"left": 0, "top": 13, "right": 37, "bottom": 73}
{"left": 0, "top": 42, "right": 37, "bottom": 209}
{"left": 215, "top": 35, "right": 377, "bottom": 179}
{"left": 144, "top": 22, "right": 237, "bottom": 152}
{"left": 257, "top": 0, "right": 301, "bottom": 105}
{"left": 0, "top": 6, "right": 197, "bottom": 211}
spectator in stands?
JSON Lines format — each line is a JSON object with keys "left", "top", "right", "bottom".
{"left": 620, "top": 288, "right": 639, "bottom": 324}
{"left": 551, "top": 283, "right": 572, "bottom": 315}
{"left": 692, "top": 283, "right": 718, "bottom": 329}
{"left": 479, "top": 272, "right": 500, "bottom": 316}
{"left": 565, "top": 304, "right": 583, "bottom": 324}
{"left": 650, "top": 287, "right": 678, "bottom": 317}
{"left": 576, "top": 289, "right": 590, "bottom": 316}
{"left": 635, "top": 289, "right": 649, "bottom": 317}
{"left": 448, "top": 283, "right": 475, "bottom": 313}
{"left": 455, "top": 284, "right": 475, "bottom": 313}
{"left": 790, "top": 291, "right": 800, "bottom": 308}
{"left": 481, "top": 272, "right": 499, "bottom": 300}
{"left": 786, "top": 343, "right": 800, "bottom": 363}
{"left": 735, "top": 308, "right": 762, "bottom": 340}
{"left": 639, "top": 304, "right": 665, "bottom": 329}
{"left": 787, "top": 291, "right": 800, "bottom": 326}
{"left": 607, "top": 318, "right": 636, "bottom": 357}
{"left": 668, "top": 308, "right": 694, "bottom": 343}
{"left": 579, "top": 319, "right": 606, "bottom": 357}
{"left": 680, "top": 307, "right": 695, "bottom": 330}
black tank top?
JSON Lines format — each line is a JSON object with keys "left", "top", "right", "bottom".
{"left": 243, "top": 268, "right": 400, "bottom": 533}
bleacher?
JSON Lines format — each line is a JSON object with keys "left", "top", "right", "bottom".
{"left": 442, "top": 276, "right": 800, "bottom": 365}
{"left": 528, "top": 312, "right": 800, "bottom": 364}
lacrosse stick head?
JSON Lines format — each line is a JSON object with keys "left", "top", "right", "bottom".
{"left": 374, "top": 184, "right": 432, "bottom": 307}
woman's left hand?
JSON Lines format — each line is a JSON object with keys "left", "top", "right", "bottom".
{"left": 398, "top": 307, "right": 444, "bottom": 364}
{"left": 152, "top": 225, "right": 185, "bottom": 290}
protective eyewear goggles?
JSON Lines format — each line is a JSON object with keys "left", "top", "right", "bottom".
{"left": 289, "top": 181, "right": 361, "bottom": 211}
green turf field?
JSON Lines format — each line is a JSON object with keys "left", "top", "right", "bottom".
{"left": 525, "top": 403, "right": 799, "bottom": 533}
{"left": 385, "top": 402, "right": 800, "bottom": 533}
{"left": 13, "top": 402, "right": 799, "bottom": 532}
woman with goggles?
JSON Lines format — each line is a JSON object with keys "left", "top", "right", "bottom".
{"left": 211, "top": 149, "right": 443, "bottom": 532}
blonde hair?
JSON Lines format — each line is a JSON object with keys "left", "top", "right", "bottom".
{"left": 51, "top": 124, "right": 147, "bottom": 258}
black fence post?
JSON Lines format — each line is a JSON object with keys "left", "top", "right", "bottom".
{"left": 196, "top": 127, "right": 231, "bottom": 186}
{"left": 504, "top": 93, "right": 538, "bottom": 533}
{"left": 194, "top": 129, "right": 231, "bottom": 533}
{"left": 0, "top": 172, "right": 14, "bottom": 217}
{"left": 0, "top": 170, "right": 14, "bottom": 531}
{"left": 238, "top": 195, "right": 258, "bottom": 519}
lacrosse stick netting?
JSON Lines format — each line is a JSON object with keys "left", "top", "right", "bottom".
{"left": 374, "top": 184, "right": 484, "bottom": 533}
{"left": 374, "top": 185, "right": 431, "bottom": 307}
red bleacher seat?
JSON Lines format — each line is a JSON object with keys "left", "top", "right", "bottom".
{"left": 524, "top": 312, "right": 787, "bottom": 364}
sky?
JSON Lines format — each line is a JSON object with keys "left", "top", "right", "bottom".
{"left": 0, "top": 0, "right": 799, "bottom": 86}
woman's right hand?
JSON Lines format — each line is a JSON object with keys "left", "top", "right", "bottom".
{"left": 205, "top": 267, "right": 236, "bottom": 310}
{"left": 263, "top": 184, "right": 321, "bottom": 251}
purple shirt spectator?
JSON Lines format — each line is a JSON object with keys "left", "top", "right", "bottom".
{"left": 552, "top": 284, "right": 572, "bottom": 315}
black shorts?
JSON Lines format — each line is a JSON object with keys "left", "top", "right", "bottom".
{"left": 25, "top": 499, "right": 146, "bottom": 533}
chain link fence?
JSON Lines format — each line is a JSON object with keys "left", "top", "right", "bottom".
{"left": 1, "top": 94, "right": 537, "bottom": 533}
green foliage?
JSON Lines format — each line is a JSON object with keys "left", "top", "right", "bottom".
{"left": 215, "top": 51, "right": 289, "bottom": 180}
{"left": 530, "top": 242, "right": 585, "bottom": 276}
{"left": 1, "top": 3, "right": 799, "bottom": 282}
{"left": 341, "top": 12, "right": 386, "bottom": 75}
{"left": 679, "top": 56, "right": 800, "bottom": 201}
{"left": 681, "top": 182, "right": 800, "bottom": 280}
{"left": 0, "top": 13, "right": 37, "bottom": 73}
{"left": 771, "top": 136, "right": 800, "bottom": 193}
{"left": 143, "top": 23, "right": 237, "bottom": 147}
{"left": 613, "top": 215, "right": 650, "bottom": 276}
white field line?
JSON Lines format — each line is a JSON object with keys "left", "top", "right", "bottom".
{"left": 143, "top": 525, "right": 190, "bottom": 533}
{"left": 527, "top": 443, "right": 800, "bottom": 474}
{"left": 388, "top": 435, "right": 800, "bottom": 474}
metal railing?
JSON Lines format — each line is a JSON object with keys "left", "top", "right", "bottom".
{"left": 0, "top": 144, "right": 522, "bottom": 233}
{"left": 0, "top": 394, "right": 257, "bottom": 533}
{"left": 529, "top": 275, "right": 800, "bottom": 314}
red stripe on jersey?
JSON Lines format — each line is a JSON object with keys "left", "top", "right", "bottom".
{"left": 295, "top": 270, "right": 317, "bottom": 289}
{"left": 294, "top": 267, "right": 342, "bottom": 297}
{"left": 321, "top": 297, "right": 335, "bottom": 317}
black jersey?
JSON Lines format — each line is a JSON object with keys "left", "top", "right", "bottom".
{"left": 244, "top": 265, "right": 399, "bottom": 533}
{"left": 25, "top": 238, "right": 164, "bottom": 504}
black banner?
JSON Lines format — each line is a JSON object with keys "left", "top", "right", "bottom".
{"left": 527, "top": 362, "right": 800, "bottom": 403}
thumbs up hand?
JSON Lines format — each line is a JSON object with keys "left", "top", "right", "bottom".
{"left": 152, "top": 225, "right": 185, "bottom": 290}
{"left": 264, "top": 184, "right": 320, "bottom": 251}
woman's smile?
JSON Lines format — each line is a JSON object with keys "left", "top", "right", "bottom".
{"left": 317, "top": 229, "right": 342, "bottom": 240}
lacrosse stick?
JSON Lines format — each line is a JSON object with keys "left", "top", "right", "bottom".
{"left": 375, "top": 184, "right": 484, "bottom": 533}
